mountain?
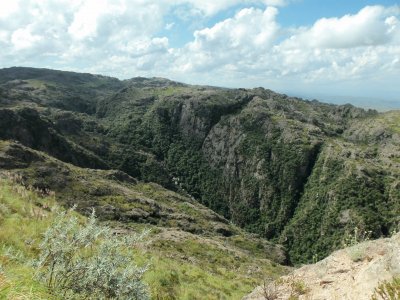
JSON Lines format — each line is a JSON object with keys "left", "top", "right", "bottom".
{"left": 0, "top": 67, "right": 399, "bottom": 266}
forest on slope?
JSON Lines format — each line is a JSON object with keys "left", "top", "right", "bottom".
{"left": 0, "top": 67, "right": 399, "bottom": 264}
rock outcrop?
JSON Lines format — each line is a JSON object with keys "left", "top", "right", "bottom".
{"left": 244, "top": 233, "right": 400, "bottom": 300}
{"left": 0, "top": 67, "right": 398, "bottom": 264}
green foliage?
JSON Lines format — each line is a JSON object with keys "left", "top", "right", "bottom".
{"left": 1, "top": 66, "right": 398, "bottom": 267}
{"left": 34, "top": 209, "right": 149, "bottom": 299}
{"left": 143, "top": 237, "right": 287, "bottom": 300}
{"left": 372, "top": 277, "right": 400, "bottom": 300}
{"left": 281, "top": 139, "right": 398, "bottom": 264}
{"left": 0, "top": 174, "right": 288, "bottom": 300}
{"left": 342, "top": 227, "right": 373, "bottom": 248}
{"left": 165, "top": 142, "right": 228, "bottom": 216}
{"left": 0, "top": 176, "right": 57, "bottom": 299}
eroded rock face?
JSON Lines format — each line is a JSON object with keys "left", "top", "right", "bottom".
{"left": 0, "top": 67, "right": 398, "bottom": 264}
{"left": 0, "top": 138, "right": 289, "bottom": 265}
{"left": 244, "top": 233, "right": 400, "bottom": 300}
{"left": 0, "top": 142, "right": 43, "bottom": 169}
{"left": 201, "top": 103, "right": 324, "bottom": 238}
{"left": 0, "top": 108, "right": 108, "bottom": 169}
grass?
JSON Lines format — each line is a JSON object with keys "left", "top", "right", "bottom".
{"left": 379, "top": 111, "right": 400, "bottom": 134}
{"left": 142, "top": 242, "right": 283, "bottom": 300}
{"left": 135, "top": 228, "right": 288, "bottom": 299}
{"left": 372, "top": 277, "right": 400, "bottom": 300}
{"left": 0, "top": 173, "right": 288, "bottom": 299}
{"left": 0, "top": 174, "right": 58, "bottom": 299}
{"left": 145, "top": 256, "right": 245, "bottom": 300}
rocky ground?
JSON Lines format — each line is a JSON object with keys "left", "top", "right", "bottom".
{"left": 244, "top": 233, "right": 400, "bottom": 300}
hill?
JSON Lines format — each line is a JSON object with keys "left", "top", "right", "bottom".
{"left": 0, "top": 151, "right": 288, "bottom": 299}
{"left": 0, "top": 66, "right": 398, "bottom": 267}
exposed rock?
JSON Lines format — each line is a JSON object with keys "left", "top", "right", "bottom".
{"left": 0, "top": 67, "right": 397, "bottom": 265}
{"left": 214, "top": 223, "right": 234, "bottom": 237}
{"left": 122, "top": 208, "right": 150, "bottom": 221}
{"left": 0, "top": 142, "right": 43, "bottom": 169}
{"left": 105, "top": 170, "right": 137, "bottom": 184}
{"left": 244, "top": 233, "right": 400, "bottom": 300}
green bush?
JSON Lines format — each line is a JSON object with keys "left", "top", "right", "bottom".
{"left": 34, "top": 209, "right": 149, "bottom": 299}
{"left": 372, "top": 277, "right": 400, "bottom": 300}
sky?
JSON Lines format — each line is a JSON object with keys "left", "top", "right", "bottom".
{"left": 0, "top": 0, "right": 399, "bottom": 108}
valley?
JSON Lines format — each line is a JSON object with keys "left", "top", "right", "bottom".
{"left": 0, "top": 67, "right": 399, "bottom": 299}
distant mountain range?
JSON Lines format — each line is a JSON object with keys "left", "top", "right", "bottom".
{"left": 294, "top": 93, "right": 400, "bottom": 111}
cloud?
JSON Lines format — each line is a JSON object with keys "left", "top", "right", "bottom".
{"left": 172, "top": 0, "right": 271, "bottom": 16}
{"left": 165, "top": 22, "right": 175, "bottom": 30}
{"left": 283, "top": 6, "right": 399, "bottom": 49}
{"left": 11, "top": 27, "right": 42, "bottom": 50}
{"left": 263, "top": 0, "right": 287, "bottom": 7}
{"left": 0, "top": 1, "right": 399, "bottom": 101}
{"left": 176, "top": 6, "right": 279, "bottom": 72}
{"left": 268, "top": 5, "right": 400, "bottom": 84}
{"left": 170, "top": 4, "right": 400, "bottom": 93}
{"left": 0, "top": 0, "right": 168, "bottom": 70}
{"left": 0, "top": 1, "right": 20, "bottom": 18}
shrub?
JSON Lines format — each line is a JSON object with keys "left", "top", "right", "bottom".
{"left": 261, "top": 278, "right": 279, "bottom": 300}
{"left": 342, "top": 227, "right": 372, "bottom": 248}
{"left": 372, "top": 277, "right": 400, "bottom": 300}
{"left": 34, "top": 209, "right": 149, "bottom": 299}
{"left": 347, "top": 244, "right": 367, "bottom": 262}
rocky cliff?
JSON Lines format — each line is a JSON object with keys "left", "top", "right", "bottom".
{"left": 0, "top": 67, "right": 398, "bottom": 264}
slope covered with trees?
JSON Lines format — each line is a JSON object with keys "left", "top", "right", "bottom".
{"left": 0, "top": 67, "right": 398, "bottom": 264}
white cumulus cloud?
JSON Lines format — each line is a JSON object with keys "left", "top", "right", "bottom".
{"left": 170, "top": 4, "right": 400, "bottom": 95}
{"left": 176, "top": 6, "right": 279, "bottom": 72}
{"left": 0, "top": 1, "right": 20, "bottom": 18}
{"left": 283, "top": 6, "right": 399, "bottom": 49}
{"left": 11, "top": 27, "right": 42, "bottom": 50}
{"left": 0, "top": 1, "right": 398, "bottom": 103}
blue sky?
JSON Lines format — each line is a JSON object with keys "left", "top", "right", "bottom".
{"left": 0, "top": 0, "right": 399, "bottom": 109}
{"left": 278, "top": 0, "right": 399, "bottom": 25}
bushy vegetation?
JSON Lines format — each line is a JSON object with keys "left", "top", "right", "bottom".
{"left": 372, "top": 277, "right": 400, "bottom": 300}
{"left": 34, "top": 209, "right": 149, "bottom": 299}
{"left": 0, "top": 173, "right": 288, "bottom": 299}
{"left": 0, "top": 175, "right": 149, "bottom": 299}
{"left": 281, "top": 138, "right": 398, "bottom": 264}
{"left": 1, "top": 66, "right": 398, "bottom": 267}
{"left": 0, "top": 174, "right": 57, "bottom": 299}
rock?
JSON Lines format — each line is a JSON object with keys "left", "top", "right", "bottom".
{"left": 97, "top": 204, "right": 119, "bottom": 220}
{"left": 214, "top": 223, "right": 234, "bottom": 237}
{"left": 244, "top": 234, "right": 400, "bottom": 300}
{"left": 122, "top": 208, "right": 150, "bottom": 221}
{"left": 0, "top": 142, "right": 43, "bottom": 169}
{"left": 105, "top": 170, "right": 137, "bottom": 184}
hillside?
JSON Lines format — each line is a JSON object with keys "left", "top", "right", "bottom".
{"left": 0, "top": 154, "right": 288, "bottom": 299}
{"left": 0, "top": 66, "right": 399, "bottom": 267}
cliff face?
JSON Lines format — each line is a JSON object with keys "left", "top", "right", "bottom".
{"left": 0, "top": 67, "right": 398, "bottom": 263}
